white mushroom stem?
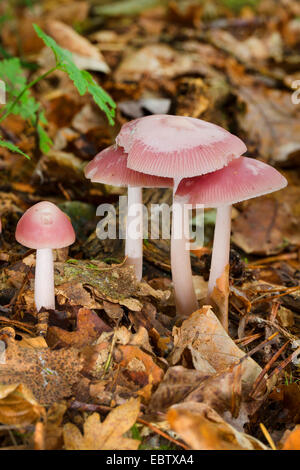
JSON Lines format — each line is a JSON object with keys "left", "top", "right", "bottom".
{"left": 35, "top": 248, "right": 55, "bottom": 311}
{"left": 171, "top": 193, "right": 198, "bottom": 317}
{"left": 125, "top": 186, "right": 143, "bottom": 281}
{"left": 208, "top": 204, "right": 232, "bottom": 295}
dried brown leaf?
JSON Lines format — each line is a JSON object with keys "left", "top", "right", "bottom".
{"left": 0, "top": 383, "right": 44, "bottom": 426}
{"left": 47, "top": 308, "right": 111, "bottom": 348}
{"left": 167, "top": 402, "right": 268, "bottom": 450}
{"left": 0, "top": 338, "right": 83, "bottom": 404}
{"left": 63, "top": 398, "right": 140, "bottom": 450}
{"left": 170, "top": 306, "right": 261, "bottom": 387}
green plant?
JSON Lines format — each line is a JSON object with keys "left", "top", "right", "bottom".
{"left": 221, "top": 0, "right": 260, "bottom": 12}
{"left": 0, "top": 24, "right": 116, "bottom": 159}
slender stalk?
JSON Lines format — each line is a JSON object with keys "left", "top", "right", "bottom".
{"left": 207, "top": 205, "right": 231, "bottom": 330}
{"left": 0, "top": 66, "right": 58, "bottom": 124}
{"left": 125, "top": 186, "right": 143, "bottom": 281}
{"left": 208, "top": 205, "right": 232, "bottom": 295}
{"left": 171, "top": 194, "right": 198, "bottom": 317}
{"left": 35, "top": 248, "right": 55, "bottom": 311}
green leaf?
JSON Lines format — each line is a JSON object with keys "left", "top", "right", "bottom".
{"left": 33, "top": 24, "right": 87, "bottom": 95}
{"left": 33, "top": 24, "right": 116, "bottom": 125}
{"left": 0, "top": 58, "right": 40, "bottom": 122}
{"left": 0, "top": 138, "right": 30, "bottom": 159}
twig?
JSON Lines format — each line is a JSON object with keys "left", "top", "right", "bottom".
{"left": 250, "top": 341, "right": 290, "bottom": 398}
{"left": 137, "top": 418, "right": 190, "bottom": 451}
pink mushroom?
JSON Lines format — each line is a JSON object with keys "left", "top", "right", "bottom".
{"left": 15, "top": 201, "right": 75, "bottom": 311}
{"left": 116, "top": 114, "right": 246, "bottom": 317}
{"left": 176, "top": 157, "right": 287, "bottom": 327}
{"left": 85, "top": 145, "right": 172, "bottom": 280}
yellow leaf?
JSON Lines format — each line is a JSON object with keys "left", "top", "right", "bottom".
{"left": 0, "top": 383, "right": 45, "bottom": 426}
{"left": 63, "top": 398, "right": 140, "bottom": 450}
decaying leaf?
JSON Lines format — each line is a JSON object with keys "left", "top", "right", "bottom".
{"left": 167, "top": 402, "right": 268, "bottom": 450}
{"left": 170, "top": 306, "right": 261, "bottom": 386}
{"left": 0, "top": 338, "right": 83, "bottom": 404}
{"left": 148, "top": 366, "right": 211, "bottom": 413}
{"left": 63, "top": 398, "right": 140, "bottom": 450}
{"left": 118, "top": 344, "right": 164, "bottom": 387}
{"left": 115, "top": 44, "right": 217, "bottom": 82}
{"left": 236, "top": 86, "right": 300, "bottom": 166}
{"left": 0, "top": 383, "right": 45, "bottom": 426}
{"left": 232, "top": 186, "right": 300, "bottom": 255}
{"left": 47, "top": 308, "right": 111, "bottom": 348}
{"left": 45, "top": 20, "right": 110, "bottom": 73}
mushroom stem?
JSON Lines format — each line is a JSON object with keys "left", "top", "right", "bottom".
{"left": 125, "top": 186, "right": 143, "bottom": 281}
{"left": 35, "top": 248, "right": 55, "bottom": 311}
{"left": 208, "top": 205, "right": 232, "bottom": 296}
{"left": 171, "top": 194, "right": 198, "bottom": 317}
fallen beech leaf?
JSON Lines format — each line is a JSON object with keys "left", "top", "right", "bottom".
{"left": 118, "top": 345, "right": 164, "bottom": 387}
{"left": 167, "top": 402, "right": 268, "bottom": 450}
{"left": 236, "top": 86, "right": 300, "bottom": 166}
{"left": 45, "top": 20, "right": 110, "bottom": 73}
{"left": 47, "top": 308, "right": 111, "bottom": 348}
{"left": 281, "top": 425, "right": 300, "bottom": 450}
{"left": 170, "top": 306, "right": 261, "bottom": 386}
{"left": 55, "top": 282, "right": 103, "bottom": 309}
{"left": 0, "top": 383, "right": 44, "bottom": 426}
{"left": 149, "top": 366, "right": 211, "bottom": 413}
{"left": 103, "top": 300, "right": 124, "bottom": 321}
{"left": 63, "top": 398, "right": 140, "bottom": 450}
{"left": 232, "top": 187, "right": 300, "bottom": 255}
{"left": 0, "top": 338, "right": 83, "bottom": 404}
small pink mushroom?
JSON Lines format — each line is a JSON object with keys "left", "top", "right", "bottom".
{"left": 15, "top": 201, "right": 75, "bottom": 311}
{"left": 176, "top": 157, "right": 288, "bottom": 327}
{"left": 85, "top": 145, "right": 172, "bottom": 280}
{"left": 116, "top": 114, "right": 247, "bottom": 317}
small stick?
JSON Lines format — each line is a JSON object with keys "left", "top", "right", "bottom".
{"left": 137, "top": 418, "right": 190, "bottom": 451}
{"left": 250, "top": 341, "right": 290, "bottom": 398}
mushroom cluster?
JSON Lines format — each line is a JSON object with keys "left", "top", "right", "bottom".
{"left": 85, "top": 114, "right": 287, "bottom": 326}
{"left": 15, "top": 115, "right": 285, "bottom": 319}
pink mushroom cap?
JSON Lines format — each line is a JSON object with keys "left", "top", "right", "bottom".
{"left": 116, "top": 114, "right": 247, "bottom": 178}
{"left": 175, "top": 157, "right": 287, "bottom": 207}
{"left": 85, "top": 145, "right": 173, "bottom": 188}
{"left": 15, "top": 201, "right": 76, "bottom": 249}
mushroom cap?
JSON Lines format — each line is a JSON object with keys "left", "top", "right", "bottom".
{"left": 84, "top": 145, "right": 173, "bottom": 188}
{"left": 116, "top": 114, "right": 247, "bottom": 178}
{"left": 175, "top": 157, "right": 287, "bottom": 207}
{"left": 15, "top": 201, "right": 76, "bottom": 249}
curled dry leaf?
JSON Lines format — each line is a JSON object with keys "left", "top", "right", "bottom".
{"left": 47, "top": 308, "right": 111, "bottom": 348}
{"left": 148, "top": 366, "right": 211, "bottom": 414}
{"left": 0, "top": 383, "right": 45, "bottom": 426}
{"left": 117, "top": 345, "right": 164, "bottom": 388}
{"left": 170, "top": 306, "right": 261, "bottom": 387}
{"left": 167, "top": 402, "right": 268, "bottom": 450}
{"left": 0, "top": 337, "right": 83, "bottom": 404}
{"left": 45, "top": 20, "right": 110, "bottom": 73}
{"left": 63, "top": 398, "right": 140, "bottom": 450}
